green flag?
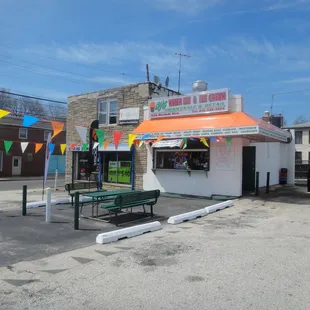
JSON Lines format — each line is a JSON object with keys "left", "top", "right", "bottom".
{"left": 82, "top": 143, "right": 88, "bottom": 151}
{"left": 4, "top": 140, "right": 13, "bottom": 154}
{"left": 95, "top": 129, "right": 105, "bottom": 147}
{"left": 182, "top": 138, "right": 187, "bottom": 149}
{"left": 226, "top": 137, "right": 232, "bottom": 146}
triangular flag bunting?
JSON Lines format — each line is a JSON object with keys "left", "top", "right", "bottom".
{"left": 200, "top": 137, "right": 209, "bottom": 147}
{"left": 156, "top": 136, "right": 165, "bottom": 143}
{"left": 141, "top": 134, "right": 152, "bottom": 140}
{"left": 48, "top": 143, "right": 55, "bottom": 154}
{"left": 35, "top": 143, "right": 43, "bottom": 153}
{"left": 21, "top": 142, "right": 29, "bottom": 153}
{"left": 51, "top": 121, "right": 64, "bottom": 139}
{"left": 128, "top": 134, "right": 137, "bottom": 148}
{"left": 0, "top": 109, "right": 10, "bottom": 119}
{"left": 104, "top": 141, "right": 110, "bottom": 150}
{"left": 113, "top": 131, "right": 122, "bottom": 150}
{"left": 226, "top": 137, "right": 232, "bottom": 146}
{"left": 22, "top": 115, "right": 39, "bottom": 127}
{"left": 70, "top": 143, "right": 77, "bottom": 151}
{"left": 139, "top": 140, "right": 144, "bottom": 147}
{"left": 93, "top": 142, "right": 99, "bottom": 150}
{"left": 134, "top": 139, "right": 140, "bottom": 146}
{"left": 182, "top": 138, "right": 187, "bottom": 149}
{"left": 4, "top": 140, "right": 13, "bottom": 154}
{"left": 82, "top": 143, "right": 88, "bottom": 151}
{"left": 60, "top": 144, "right": 66, "bottom": 155}
{"left": 75, "top": 126, "right": 88, "bottom": 143}
{"left": 95, "top": 129, "right": 105, "bottom": 146}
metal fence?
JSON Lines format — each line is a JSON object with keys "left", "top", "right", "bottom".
{"left": 295, "top": 164, "right": 309, "bottom": 179}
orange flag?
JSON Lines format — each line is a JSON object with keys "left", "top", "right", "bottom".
{"left": 156, "top": 136, "right": 165, "bottom": 143}
{"left": 35, "top": 143, "right": 43, "bottom": 153}
{"left": 51, "top": 121, "right": 64, "bottom": 139}
{"left": 104, "top": 141, "right": 110, "bottom": 150}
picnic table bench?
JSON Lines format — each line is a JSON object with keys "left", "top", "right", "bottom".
{"left": 65, "top": 181, "right": 103, "bottom": 205}
{"left": 100, "top": 189, "right": 160, "bottom": 224}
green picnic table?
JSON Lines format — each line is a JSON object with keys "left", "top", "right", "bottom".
{"left": 80, "top": 189, "right": 140, "bottom": 219}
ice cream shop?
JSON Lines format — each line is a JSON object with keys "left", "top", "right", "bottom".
{"left": 132, "top": 86, "right": 294, "bottom": 198}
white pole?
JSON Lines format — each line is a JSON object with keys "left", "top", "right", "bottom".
{"left": 54, "top": 168, "right": 58, "bottom": 191}
{"left": 45, "top": 187, "right": 52, "bottom": 223}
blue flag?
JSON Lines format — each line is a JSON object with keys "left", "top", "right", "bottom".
{"left": 23, "top": 115, "right": 39, "bottom": 127}
{"left": 48, "top": 143, "right": 55, "bottom": 155}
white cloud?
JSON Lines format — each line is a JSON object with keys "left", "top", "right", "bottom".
{"left": 149, "top": 0, "right": 222, "bottom": 14}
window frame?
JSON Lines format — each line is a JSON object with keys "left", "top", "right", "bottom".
{"left": 0, "top": 151, "right": 3, "bottom": 171}
{"left": 19, "top": 128, "right": 28, "bottom": 139}
{"left": 295, "top": 130, "right": 302, "bottom": 144}
{"left": 295, "top": 151, "right": 302, "bottom": 164}
{"left": 97, "top": 98, "right": 118, "bottom": 125}
{"left": 103, "top": 151, "right": 132, "bottom": 185}
{"left": 154, "top": 148, "right": 211, "bottom": 171}
{"left": 44, "top": 130, "right": 52, "bottom": 141}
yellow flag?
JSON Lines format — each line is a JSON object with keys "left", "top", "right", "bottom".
{"left": 60, "top": 144, "right": 67, "bottom": 155}
{"left": 200, "top": 137, "right": 209, "bottom": 147}
{"left": 128, "top": 134, "right": 137, "bottom": 148}
{"left": 0, "top": 109, "right": 10, "bottom": 119}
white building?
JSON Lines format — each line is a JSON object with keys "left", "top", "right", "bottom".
{"left": 132, "top": 87, "right": 295, "bottom": 197}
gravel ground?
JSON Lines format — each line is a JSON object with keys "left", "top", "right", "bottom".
{"left": 0, "top": 197, "right": 309, "bottom": 310}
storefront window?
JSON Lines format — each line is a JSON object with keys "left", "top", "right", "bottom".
{"left": 103, "top": 152, "right": 132, "bottom": 185}
{"left": 154, "top": 139, "right": 210, "bottom": 171}
{"left": 76, "top": 152, "right": 99, "bottom": 181}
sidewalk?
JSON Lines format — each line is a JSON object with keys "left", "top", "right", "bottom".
{"left": 0, "top": 174, "right": 65, "bottom": 182}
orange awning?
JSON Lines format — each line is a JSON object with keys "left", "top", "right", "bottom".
{"left": 133, "top": 112, "right": 290, "bottom": 142}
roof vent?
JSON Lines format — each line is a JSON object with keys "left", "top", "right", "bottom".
{"left": 192, "top": 80, "right": 208, "bottom": 92}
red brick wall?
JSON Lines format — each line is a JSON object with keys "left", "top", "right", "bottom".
{"left": 0, "top": 124, "right": 66, "bottom": 177}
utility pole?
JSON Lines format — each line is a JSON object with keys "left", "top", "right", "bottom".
{"left": 175, "top": 53, "right": 190, "bottom": 93}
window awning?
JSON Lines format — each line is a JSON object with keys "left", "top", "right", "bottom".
{"left": 133, "top": 112, "right": 290, "bottom": 142}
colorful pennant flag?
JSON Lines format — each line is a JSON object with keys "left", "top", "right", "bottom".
{"left": 134, "top": 139, "right": 140, "bottom": 146}
{"left": 75, "top": 126, "right": 88, "bottom": 143}
{"left": 48, "top": 143, "right": 55, "bottom": 154}
{"left": 60, "top": 144, "right": 66, "bottom": 155}
{"left": 51, "top": 121, "right": 64, "bottom": 139}
{"left": 0, "top": 109, "right": 10, "bottom": 119}
{"left": 113, "top": 131, "right": 122, "bottom": 150}
{"left": 226, "top": 137, "right": 232, "bottom": 146}
{"left": 70, "top": 143, "right": 77, "bottom": 151}
{"left": 200, "top": 137, "right": 209, "bottom": 148}
{"left": 35, "top": 143, "right": 43, "bottom": 153}
{"left": 182, "top": 138, "right": 187, "bottom": 149}
{"left": 82, "top": 143, "right": 88, "bottom": 151}
{"left": 93, "top": 142, "right": 99, "bottom": 150}
{"left": 210, "top": 137, "right": 217, "bottom": 142}
{"left": 128, "top": 134, "right": 137, "bottom": 148}
{"left": 139, "top": 140, "right": 144, "bottom": 147}
{"left": 142, "top": 134, "right": 152, "bottom": 140}
{"left": 4, "top": 140, "right": 13, "bottom": 154}
{"left": 104, "top": 141, "right": 110, "bottom": 150}
{"left": 95, "top": 129, "right": 105, "bottom": 147}
{"left": 156, "top": 136, "right": 165, "bottom": 143}
{"left": 21, "top": 142, "right": 29, "bottom": 153}
{"left": 22, "top": 115, "right": 39, "bottom": 127}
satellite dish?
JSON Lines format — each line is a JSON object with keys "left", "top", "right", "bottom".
{"left": 154, "top": 75, "right": 160, "bottom": 85}
{"left": 165, "top": 76, "right": 169, "bottom": 88}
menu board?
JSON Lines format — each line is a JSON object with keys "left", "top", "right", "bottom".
{"left": 215, "top": 145, "right": 235, "bottom": 171}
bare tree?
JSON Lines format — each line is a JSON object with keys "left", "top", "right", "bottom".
{"left": 19, "top": 97, "right": 45, "bottom": 117}
{"left": 0, "top": 88, "right": 18, "bottom": 112}
{"left": 47, "top": 104, "right": 67, "bottom": 120}
{"left": 293, "top": 115, "right": 310, "bottom": 125}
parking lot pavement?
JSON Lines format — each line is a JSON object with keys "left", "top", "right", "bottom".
{"left": 0, "top": 196, "right": 310, "bottom": 310}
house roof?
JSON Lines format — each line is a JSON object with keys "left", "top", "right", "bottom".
{"left": 283, "top": 122, "right": 310, "bottom": 129}
{"left": 0, "top": 116, "right": 66, "bottom": 131}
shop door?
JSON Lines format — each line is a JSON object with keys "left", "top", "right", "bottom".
{"left": 242, "top": 146, "right": 256, "bottom": 192}
{"left": 12, "top": 156, "right": 22, "bottom": 176}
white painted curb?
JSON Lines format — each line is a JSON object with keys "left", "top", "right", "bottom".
{"left": 26, "top": 195, "right": 92, "bottom": 208}
{"left": 167, "top": 208, "right": 209, "bottom": 225}
{"left": 96, "top": 221, "right": 162, "bottom": 244}
{"left": 205, "top": 200, "right": 233, "bottom": 214}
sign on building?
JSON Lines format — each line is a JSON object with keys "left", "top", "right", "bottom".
{"left": 119, "top": 107, "right": 140, "bottom": 125}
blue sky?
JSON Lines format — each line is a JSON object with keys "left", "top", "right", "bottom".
{"left": 0, "top": 0, "right": 310, "bottom": 124}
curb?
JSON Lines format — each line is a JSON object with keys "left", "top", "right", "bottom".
{"left": 205, "top": 200, "right": 233, "bottom": 214}
{"left": 167, "top": 209, "right": 208, "bottom": 225}
{"left": 96, "top": 221, "right": 162, "bottom": 244}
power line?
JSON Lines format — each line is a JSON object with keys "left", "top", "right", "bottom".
{"left": 175, "top": 53, "right": 191, "bottom": 93}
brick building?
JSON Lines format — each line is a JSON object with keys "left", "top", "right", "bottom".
{"left": 0, "top": 117, "right": 66, "bottom": 177}
{"left": 66, "top": 82, "right": 179, "bottom": 189}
